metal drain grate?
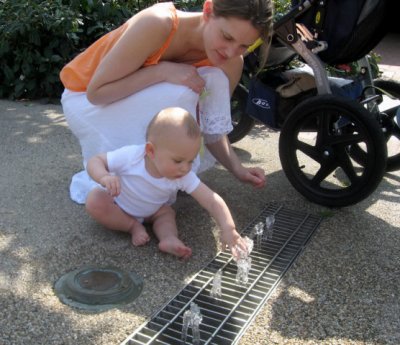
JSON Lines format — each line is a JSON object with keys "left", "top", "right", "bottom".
{"left": 121, "top": 204, "right": 322, "bottom": 345}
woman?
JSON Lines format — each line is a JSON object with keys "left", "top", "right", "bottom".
{"left": 60, "top": 0, "right": 274, "bottom": 204}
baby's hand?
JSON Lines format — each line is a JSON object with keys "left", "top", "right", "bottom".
{"left": 99, "top": 174, "right": 121, "bottom": 197}
{"left": 220, "top": 229, "right": 249, "bottom": 259}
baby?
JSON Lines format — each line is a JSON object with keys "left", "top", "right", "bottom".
{"left": 86, "top": 107, "right": 247, "bottom": 259}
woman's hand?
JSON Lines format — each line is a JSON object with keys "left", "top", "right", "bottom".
{"left": 159, "top": 61, "right": 206, "bottom": 93}
{"left": 234, "top": 166, "right": 266, "bottom": 189}
{"left": 206, "top": 136, "right": 266, "bottom": 189}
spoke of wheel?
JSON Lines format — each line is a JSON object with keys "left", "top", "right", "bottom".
{"left": 337, "top": 150, "right": 360, "bottom": 182}
{"left": 382, "top": 106, "right": 398, "bottom": 119}
{"left": 387, "top": 125, "right": 400, "bottom": 142}
{"left": 330, "top": 132, "right": 364, "bottom": 146}
{"left": 296, "top": 139, "right": 321, "bottom": 163}
{"left": 316, "top": 111, "right": 331, "bottom": 147}
{"left": 311, "top": 160, "right": 337, "bottom": 186}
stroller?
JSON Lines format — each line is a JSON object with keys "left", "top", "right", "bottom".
{"left": 229, "top": 0, "right": 400, "bottom": 207}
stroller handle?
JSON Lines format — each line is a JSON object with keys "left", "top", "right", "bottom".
{"left": 246, "top": 0, "right": 317, "bottom": 54}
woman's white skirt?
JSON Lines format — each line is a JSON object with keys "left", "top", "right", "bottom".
{"left": 61, "top": 67, "right": 233, "bottom": 203}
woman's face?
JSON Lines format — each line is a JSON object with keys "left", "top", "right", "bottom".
{"left": 203, "top": 15, "right": 260, "bottom": 66}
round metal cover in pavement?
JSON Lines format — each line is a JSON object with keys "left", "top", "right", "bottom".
{"left": 54, "top": 266, "right": 143, "bottom": 311}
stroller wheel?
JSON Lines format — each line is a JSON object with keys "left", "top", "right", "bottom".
{"left": 279, "top": 95, "right": 387, "bottom": 207}
{"left": 349, "top": 79, "right": 400, "bottom": 172}
{"left": 228, "top": 84, "right": 255, "bottom": 144}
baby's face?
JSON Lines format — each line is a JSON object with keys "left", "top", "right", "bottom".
{"left": 152, "top": 135, "right": 201, "bottom": 179}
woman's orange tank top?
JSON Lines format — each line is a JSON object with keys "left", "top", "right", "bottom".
{"left": 60, "top": 2, "right": 211, "bottom": 92}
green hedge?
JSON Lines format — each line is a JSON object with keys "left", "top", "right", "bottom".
{"left": 0, "top": 0, "right": 202, "bottom": 100}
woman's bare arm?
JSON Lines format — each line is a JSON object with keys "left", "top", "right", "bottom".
{"left": 86, "top": 8, "right": 204, "bottom": 104}
{"left": 206, "top": 135, "right": 266, "bottom": 188}
{"left": 86, "top": 9, "right": 171, "bottom": 104}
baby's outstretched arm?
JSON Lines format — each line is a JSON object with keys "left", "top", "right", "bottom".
{"left": 190, "top": 182, "right": 248, "bottom": 256}
{"left": 87, "top": 153, "right": 121, "bottom": 197}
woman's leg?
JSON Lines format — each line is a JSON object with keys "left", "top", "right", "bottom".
{"left": 149, "top": 205, "right": 192, "bottom": 259}
{"left": 196, "top": 67, "right": 234, "bottom": 173}
{"left": 62, "top": 83, "right": 198, "bottom": 163}
{"left": 61, "top": 67, "right": 230, "bottom": 168}
{"left": 85, "top": 187, "right": 150, "bottom": 246}
{"left": 61, "top": 83, "right": 199, "bottom": 203}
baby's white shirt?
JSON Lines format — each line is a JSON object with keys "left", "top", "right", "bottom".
{"left": 107, "top": 144, "right": 200, "bottom": 220}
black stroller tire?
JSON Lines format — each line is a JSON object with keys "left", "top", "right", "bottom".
{"left": 279, "top": 95, "right": 387, "bottom": 207}
{"left": 348, "top": 79, "right": 400, "bottom": 171}
{"left": 228, "top": 85, "right": 255, "bottom": 144}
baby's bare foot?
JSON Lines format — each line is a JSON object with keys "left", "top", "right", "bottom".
{"left": 158, "top": 237, "right": 192, "bottom": 259}
{"left": 128, "top": 221, "right": 150, "bottom": 246}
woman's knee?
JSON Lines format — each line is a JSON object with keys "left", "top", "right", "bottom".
{"left": 198, "top": 67, "right": 229, "bottom": 88}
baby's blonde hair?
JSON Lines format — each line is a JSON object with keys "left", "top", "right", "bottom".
{"left": 146, "top": 107, "right": 201, "bottom": 142}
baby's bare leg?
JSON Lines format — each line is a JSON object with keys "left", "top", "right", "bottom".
{"left": 150, "top": 205, "right": 192, "bottom": 259}
{"left": 85, "top": 188, "right": 150, "bottom": 246}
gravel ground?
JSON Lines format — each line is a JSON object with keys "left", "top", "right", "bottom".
{"left": 0, "top": 34, "right": 399, "bottom": 345}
